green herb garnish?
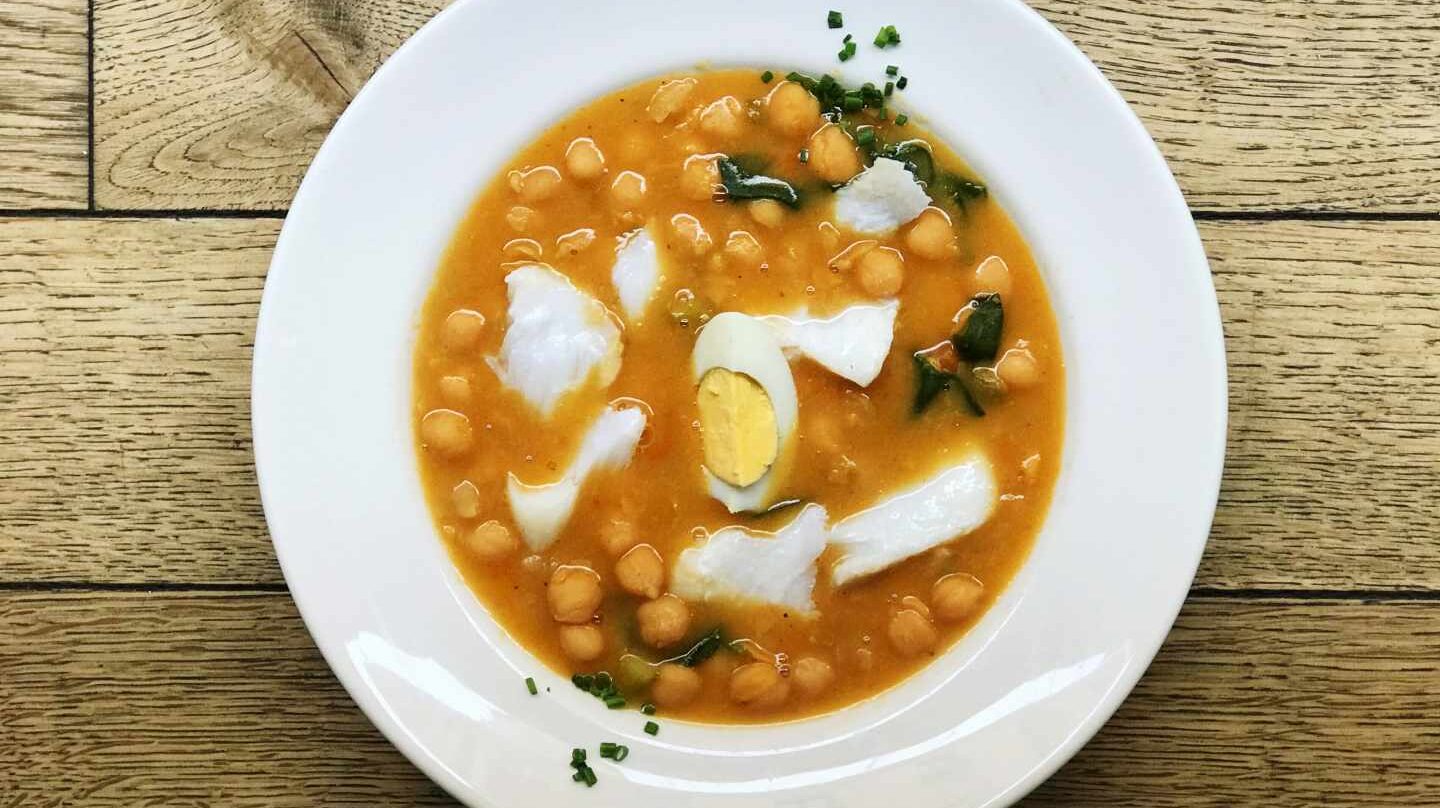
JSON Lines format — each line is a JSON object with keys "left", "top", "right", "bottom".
{"left": 894, "top": 113, "right": 909, "bottom": 126}
{"left": 933, "top": 172, "right": 988, "bottom": 211}
{"left": 675, "top": 628, "right": 725, "bottom": 667}
{"left": 882, "top": 139, "right": 935, "bottom": 184}
{"left": 717, "top": 157, "right": 801, "bottom": 208}
{"left": 640, "top": 702, "right": 657, "bottom": 716}
{"left": 884, "top": 80, "right": 895, "bottom": 96}
{"left": 886, "top": 64, "right": 900, "bottom": 76}
{"left": 953, "top": 294, "right": 1004, "bottom": 362}
{"left": 838, "top": 40, "right": 857, "bottom": 61}
{"left": 828, "top": 10, "right": 843, "bottom": 28}
{"left": 761, "top": 69, "right": 774, "bottom": 83}
{"left": 896, "top": 75, "right": 908, "bottom": 90}
{"left": 913, "top": 346, "right": 985, "bottom": 417}
{"left": 525, "top": 676, "right": 538, "bottom": 695}
{"left": 644, "top": 721, "right": 660, "bottom": 736}
{"left": 874, "top": 24, "right": 901, "bottom": 47}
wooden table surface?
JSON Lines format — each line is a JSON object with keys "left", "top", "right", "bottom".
{"left": 3, "top": 0, "right": 1438, "bottom": 804}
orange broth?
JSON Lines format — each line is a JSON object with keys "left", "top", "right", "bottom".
{"left": 412, "top": 69, "right": 1063, "bottom": 722}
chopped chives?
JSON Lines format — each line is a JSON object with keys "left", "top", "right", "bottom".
{"left": 827, "top": 10, "right": 843, "bottom": 28}
{"left": 582, "top": 767, "right": 597, "bottom": 787}
{"left": 572, "top": 748, "right": 587, "bottom": 764}
{"left": 525, "top": 677, "right": 538, "bottom": 695}
{"left": 572, "top": 673, "right": 594, "bottom": 691}
{"left": 604, "top": 695, "right": 627, "bottom": 709}
{"left": 886, "top": 64, "right": 900, "bottom": 76}
{"left": 838, "top": 41, "right": 857, "bottom": 61}
{"left": 644, "top": 721, "right": 660, "bottom": 736}
{"left": 786, "top": 70, "right": 804, "bottom": 83}
{"left": 761, "top": 69, "right": 774, "bottom": 83}
{"left": 572, "top": 771, "right": 586, "bottom": 783}
{"left": 895, "top": 113, "right": 909, "bottom": 126}
{"left": 873, "top": 24, "right": 901, "bottom": 47}
{"left": 896, "top": 75, "right": 908, "bottom": 90}
{"left": 613, "top": 745, "right": 630, "bottom": 762}
{"left": 843, "top": 33, "right": 853, "bottom": 43}
{"left": 640, "top": 702, "right": 657, "bottom": 715}
{"left": 843, "top": 94, "right": 863, "bottom": 112}
{"left": 599, "top": 742, "right": 620, "bottom": 757}
{"left": 856, "top": 128, "right": 876, "bottom": 146}
{"left": 594, "top": 672, "right": 613, "bottom": 691}
{"left": 884, "top": 81, "right": 895, "bottom": 96}
{"left": 798, "top": 149, "right": 809, "bottom": 163}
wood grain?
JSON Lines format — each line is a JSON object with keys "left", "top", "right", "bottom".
{"left": 0, "top": 0, "right": 89, "bottom": 208}
{"left": 93, "top": 0, "right": 446, "bottom": 210}
{"left": 91, "top": 0, "right": 1440, "bottom": 211}
{"left": 1, "top": 217, "right": 1436, "bottom": 588}
{"left": 0, "top": 592, "right": 1434, "bottom": 804}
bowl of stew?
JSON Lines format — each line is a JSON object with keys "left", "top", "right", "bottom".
{"left": 252, "top": 0, "right": 1226, "bottom": 805}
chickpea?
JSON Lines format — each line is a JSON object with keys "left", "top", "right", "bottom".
{"left": 648, "top": 77, "right": 698, "bottom": 123}
{"left": 791, "top": 657, "right": 835, "bottom": 698}
{"left": 502, "top": 238, "right": 543, "bottom": 260}
{"left": 419, "top": 409, "right": 473, "bottom": 456}
{"left": 636, "top": 594, "right": 691, "bottom": 648}
{"left": 564, "top": 137, "right": 607, "bottom": 182}
{"left": 974, "top": 255, "right": 1013, "bottom": 298}
{"left": 723, "top": 230, "right": 764, "bottom": 268}
{"left": 548, "top": 565, "right": 603, "bottom": 624}
{"left": 729, "top": 662, "right": 789, "bottom": 710}
{"left": 996, "top": 347, "right": 1041, "bottom": 390}
{"left": 932, "top": 574, "right": 985, "bottom": 623}
{"left": 807, "top": 124, "right": 862, "bottom": 184}
{"left": 610, "top": 170, "right": 648, "bottom": 211}
{"left": 748, "top": 198, "right": 786, "bottom": 229}
{"left": 507, "top": 165, "right": 562, "bottom": 203}
{"left": 670, "top": 213, "right": 713, "bottom": 255}
{"left": 441, "top": 308, "right": 486, "bottom": 352}
{"left": 450, "top": 479, "right": 480, "bottom": 519}
{"left": 888, "top": 608, "right": 938, "bottom": 657}
{"left": 556, "top": 227, "right": 596, "bottom": 257}
{"left": 766, "top": 81, "right": 821, "bottom": 136}
{"left": 679, "top": 155, "right": 721, "bottom": 202}
{"left": 506, "top": 205, "right": 537, "bottom": 233}
{"left": 905, "top": 207, "right": 957, "bottom": 260}
{"left": 599, "top": 518, "right": 639, "bottom": 556}
{"left": 651, "top": 663, "right": 703, "bottom": 708}
{"left": 437, "top": 375, "right": 471, "bottom": 407}
{"left": 615, "top": 544, "right": 665, "bottom": 599}
{"left": 699, "top": 95, "right": 746, "bottom": 141}
{"left": 857, "top": 247, "right": 905, "bottom": 298}
{"left": 558, "top": 624, "right": 606, "bottom": 662}
{"left": 465, "top": 520, "right": 516, "bottom": 561}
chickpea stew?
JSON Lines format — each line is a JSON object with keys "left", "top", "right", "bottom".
{"left": 413, "top": 68, "right": 1063, "bottom": 723}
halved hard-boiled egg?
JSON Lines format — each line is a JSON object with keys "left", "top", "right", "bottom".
{"left": 691, "top": 312, "right": 799, "bottom": 513}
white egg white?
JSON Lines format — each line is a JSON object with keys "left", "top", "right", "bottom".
{"left": 833, "top": 157, "right": 931, "bottom": 235}
{"left": 491, "top": 264, "right": 621, "bottom": 416}
{"left": 829, "top": 452, "right": 998, "bottom": 586}
{"left": 670, "top": 503, "right": 829, "bottom": 613}
{"left": 506, "top": 404, "right": 648, "bottom": 551}
{"left": 691, "top": 312, "right": 800, "bottom": 513}
{"left": 611, "top": 227, "right": 662, "bottom": 322}
{"left": 759, "top": 299, "right": 899, "bottom": 387}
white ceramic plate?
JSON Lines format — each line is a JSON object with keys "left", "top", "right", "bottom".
{"left": 252, "top": 0, "right": 1226, "bottom": 804}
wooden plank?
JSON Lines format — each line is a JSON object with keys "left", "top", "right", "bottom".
{"left": 0, "top": 592, "right": 1434, "bottom": 804}
{"left": 1, "top": 218, "right": 1436, "bottom": 588}
{"left": 92, "top": 0, "right": 1440, "bottom": 211}
{"left": 1033, "top": 0, "right": 1440, "bottom": 213}
{"left": 0, "top": 0, "right": 89, "bottom": 208}
{"left": 93, "top": 0, "right": 446, "bottom": 210}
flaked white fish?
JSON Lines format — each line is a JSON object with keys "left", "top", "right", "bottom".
{"left": 671, "top": 503, "right": 829, "bottom": 613}
{"left": 830, "top": 454, "right": 997, "bottom": 586}
{"left": 611, "top": 227, "right": 662, "bottom": 322}
{"left": 492, "top": 264, "right": 621, "bottom": 416}
{"left": 833, "top": 157, "right": 931, "bottom": 235}
{"left": 507, "top": 405, "right": 647, "bottom": 551}
{"left": 759, "top": 299, "right": 899, "bottom": 387}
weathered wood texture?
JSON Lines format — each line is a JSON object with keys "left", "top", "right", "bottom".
{"left": 2, "top": 218, "right": 1436, "bottom": 588}
{"left": 93, "top": 0, "right": 446, "bottom": 210}
{"left": 91, "top": 0, "right": 1440, "bottom": 212}
{"left": 0, "top": 0, "right": 89, "bottom": 208}
{"left": 1, "top": 593, "right": 1434, "bottom": 805}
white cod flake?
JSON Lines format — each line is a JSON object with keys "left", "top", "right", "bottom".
{"left": 671, "top": 503, "right": 829, "bottom": 614}
{"left": 759, "top": 299, "right": 899, "bottom": 387}
{"left": 506, "top": 405, "right": 646, "bottom": 551}
{"left": 611, "top": 227, "right": 663, "bottom": 322}
{"left": 829, "top": 453, "right": 997, "bottom": 586}
{"left": 833, "top": 157, "right": 931, "bottom": 235}
{"left": 492, "top": 264, "right": 621, "bottom": 416}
